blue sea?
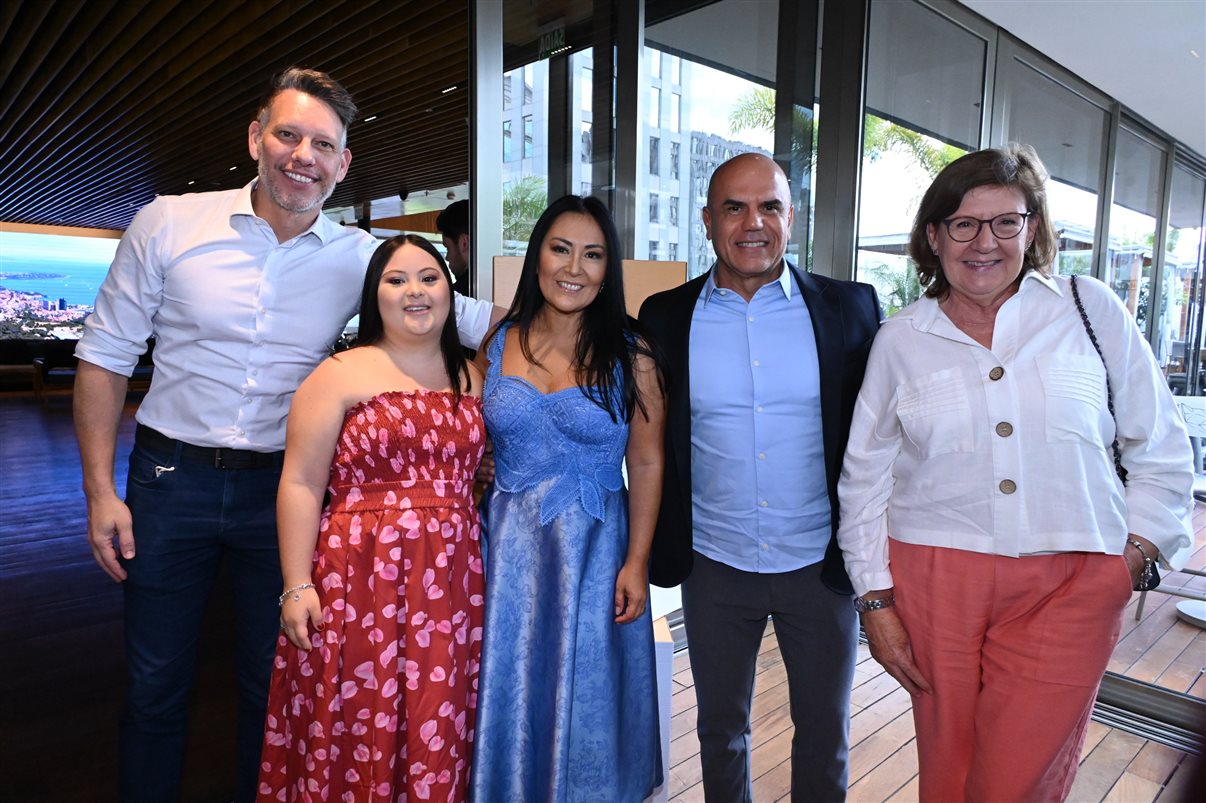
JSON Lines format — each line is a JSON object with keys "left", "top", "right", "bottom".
{"left": 0, "top": 230, "right": 119, "bottom": 308}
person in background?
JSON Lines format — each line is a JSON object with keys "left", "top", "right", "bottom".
{"left": 639, "top": 153, "right": 881, "bottom": 802}
{"left": 437, "top": 198, "right": 471, "bottom": 292}
{"left": 471, "top": 195, "right": 665, "bottom": 801}
{"left": 73, "top": 67, "right": 496, "bottom": 802}
{"left": 258, "top": 235, "right": 484, "bottom": 802}
{"left": 837, "top": 143, "right": 1194, "bottom": 801}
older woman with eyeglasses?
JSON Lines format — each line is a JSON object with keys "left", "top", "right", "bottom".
{"left": 836, "top": 144, "right": 1194, "bottom": 802}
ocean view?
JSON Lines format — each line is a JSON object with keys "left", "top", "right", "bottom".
{"left": 0, "top": 230, "right": 119, "bottom": 309}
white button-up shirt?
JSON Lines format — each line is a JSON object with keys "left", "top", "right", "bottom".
{"left": 76, "top": 182, "right": 492, "bottom": 451}
{"left": 837, "top": 271, "right": 1194, "bottom": 597}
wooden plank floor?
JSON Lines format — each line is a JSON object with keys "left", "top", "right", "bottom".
{"left": 666, "top": 514, "right": 1206, "bottom": 802}
{"left": 3, "top": 392, "right": 1204, "bottom": 801}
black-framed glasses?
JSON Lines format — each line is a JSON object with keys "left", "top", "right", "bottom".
{"left": 941, "top": 212, "right": 1032, "bottom": 242}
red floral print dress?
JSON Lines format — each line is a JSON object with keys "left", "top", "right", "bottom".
{"left": 258, "top": 390, "right": 485, "bottom": 802}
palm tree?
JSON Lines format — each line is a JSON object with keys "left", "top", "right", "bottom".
{"left": 502, "top": 175, "right": 548, "bottom": 245}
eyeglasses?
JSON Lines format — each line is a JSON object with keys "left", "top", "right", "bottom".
{"left": 941, "top": 212, "right": 1032, "bottom": 242}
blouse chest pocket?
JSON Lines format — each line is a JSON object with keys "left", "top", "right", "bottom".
{"left": 1036, "top": 353, "right": 1106, "bottom": 447}
{"left": 895, "top": 367, "right": 975, "bottom": 459}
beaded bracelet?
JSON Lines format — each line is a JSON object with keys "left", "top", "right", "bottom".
{"left": 278, "top": 582, "right": 315, "bottom": 607}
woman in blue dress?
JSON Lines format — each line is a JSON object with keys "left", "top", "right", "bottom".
{"left": 471, "top": 195, "right": 665, "bottom": 802}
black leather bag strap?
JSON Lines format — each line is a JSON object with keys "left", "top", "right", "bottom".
{"left": 1069, "top": 275, "right": 1128, "bottom": 485}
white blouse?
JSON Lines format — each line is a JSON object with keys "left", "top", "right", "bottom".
{"left": 836, "top": 271, "right": 1194, "bottom": 597}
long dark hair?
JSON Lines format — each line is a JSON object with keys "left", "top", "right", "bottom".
{"left": 355, "top": 234, "right": 469, "bottom": 401}
{"left": 501, "top": 194, "right": 661, "bottom": 423}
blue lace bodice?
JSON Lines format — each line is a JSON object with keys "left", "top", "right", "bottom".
{"left": 482, "top": 323, "right": 629, "bottom": 525}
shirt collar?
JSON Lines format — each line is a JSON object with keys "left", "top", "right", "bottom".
{"left": 232, "top": 179, "right": 340, "bottom": 243}
{"left": 905, "top": 268, "right": 1061, "bottom": 332}
{"left": 701, "top": 260, "right": 793, "bottom": 305}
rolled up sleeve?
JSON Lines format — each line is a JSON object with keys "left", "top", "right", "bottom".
{"left": 74, "top": 202, "right": 166, "bottom": 375}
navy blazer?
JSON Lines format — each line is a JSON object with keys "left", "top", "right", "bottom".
{"left": 638, "top": 263, "right": 881, "bottom": 593}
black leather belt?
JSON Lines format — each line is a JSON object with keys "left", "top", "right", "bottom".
{"left": 135, "top": 424, "right": 284, "bottom": 470}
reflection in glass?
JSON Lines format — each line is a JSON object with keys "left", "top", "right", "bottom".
{"left": 857, "top": 0, "right": 983, "bottom": 314}
{"left": 1161, "top": 166, "right": 1206, "bottom": 404}
{"left": 643, "top": 0, "right": 784, "bottom": 275}
{"left": 502, "top": 61, "right": 548, "bottom": 255}
{"left": 1108, "top": 128, "right": 1165, "bottom": 330}
{"left": 1004, "top": 60, "right": 1107, "bottom": 279}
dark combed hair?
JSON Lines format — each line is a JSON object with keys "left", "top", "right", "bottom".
{"left": 908, "top": 143, "right": 1059, "bottom": 299}
{"left": 436, "top": 199, "right": 470, "bottom": 240}
{"left": 500, "top": 194, "right": 663, "bottom": 423}
{"left": 257, "top": 66, "right": 358, "bottom": 141}
{"left": 354, "top": 234, "right": 470, "bottom": 402}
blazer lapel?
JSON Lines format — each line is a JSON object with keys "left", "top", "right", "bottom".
{"left": 793, "top": 266, "right": 845, "bottom": 486}
{"left": 667, "top": 274, "right": 707, "bottom": 519}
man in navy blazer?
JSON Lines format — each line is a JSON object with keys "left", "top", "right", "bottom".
{"left": 639, "top": 153, "right": 880, "bottom": 802}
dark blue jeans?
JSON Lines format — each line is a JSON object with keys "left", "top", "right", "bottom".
{"left": 119, "top": 439, "right": 283, "bottom": 803}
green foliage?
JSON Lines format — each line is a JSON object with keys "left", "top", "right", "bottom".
{"left": 726, "top": 89, "right": 959, "bottom": 181}
{"left": 862, "top": 261, "right": 921, "bottom": 317}
{"left": 863, "top": 115, "right": 963, "bottom": 178}
{"left": 502, "top": 175, "right": 548, "bottom": 244}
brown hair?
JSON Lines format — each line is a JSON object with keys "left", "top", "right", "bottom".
{"left": 256, "top": 67, "right": 358, "bottom": 145}
{"left": 908, "top": 143, "right": 1059, "bottom": 299}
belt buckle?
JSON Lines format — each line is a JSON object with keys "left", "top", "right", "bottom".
{"left": 213, "top": 450, "right": 231, "bottom": 469}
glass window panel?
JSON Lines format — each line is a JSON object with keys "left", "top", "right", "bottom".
{"left": 1003, "top": 60, "right": 1108, "bottom": 277}
{"left": 650, "top": 136, "right": 660, "bottom": 176}
{"left": 865, "top": 0, "right": 985, "bottom": 150}
{"left": 649, "top": 86, "right": 661, "bottom": 128}
{"left": 501, "top": 58, "right": 548, "bottom": 255}
{"left": 1162, "top": 165, "right": 1205, "bottom": 403}
{"left": 644, "top": 0, "right": 795, "bottom": 274}
{"left": 856, "top": 2, "right": 984, "bottom": 312}
{"left": 571, "top": 49, "right": 597, "bottom": 199}
{"left": 1108, "top": 128, "right": 1165, "bottom": 328}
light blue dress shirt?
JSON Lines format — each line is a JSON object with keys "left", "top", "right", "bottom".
{"left": 688, "top": 265, "right": 831, "bottom": 573}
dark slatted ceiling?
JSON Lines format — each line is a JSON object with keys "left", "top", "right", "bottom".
{"left": 0, "top": 0, "right": 470, "bottom": 231}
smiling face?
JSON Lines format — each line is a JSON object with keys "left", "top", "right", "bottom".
{"left": 927, "top": 184, "right": 1034, "bottom": 309}
{"left": 703, "top": 154, "right": 794, "bottom": 297}
{"left": 377, "top": 242, "right": 451, "bottom": 341}
{"left": 248, "top": 88, "right": 351, "bottom": 221}
{"left": 536, "top": 212, "right": 607, "bottom": 318}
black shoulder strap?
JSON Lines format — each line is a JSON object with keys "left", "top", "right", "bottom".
{"left": 1070, "top": 275, "right": 1128, "bottom": 485}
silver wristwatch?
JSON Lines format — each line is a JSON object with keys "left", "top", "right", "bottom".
{"left": 853, "top": 594, "right": 895, "bottom": 613}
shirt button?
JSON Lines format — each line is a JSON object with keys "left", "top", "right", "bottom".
{"left": 753, "top": 359, "right": 760, "bottom": 367}
{"left": 999, "top": 479, "right": 1017, "bottom": 494}
{"left": 755, "top": 406, "right": 764, "bottom": 413}
{"left": 748, "top": 316, "right": 755, "bottom": 322}
{"left": 761, "top": 543, "right": 769, "bottom": 550}
{"left": 989, "top": 366, "right": 1005, "bottom": 381}
{"left": 250, "top": 370, "right": 258, "bottom": 377}
{"left": 995, "top": 421, "right": 1013, "bottom": 437}
{"left": 758, "top": 452, "right": 766, "bottom": 460}
{"left": 759, "top": 500, "right": 769, "bottom": 508}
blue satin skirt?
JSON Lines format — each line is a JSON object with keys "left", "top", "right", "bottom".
{"left": 470, "top": 478, "right": 662, "bottom": 802}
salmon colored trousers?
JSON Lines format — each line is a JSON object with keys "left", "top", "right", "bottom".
{"left": 889, "top": 539, "right": 1134, "bottom": 802}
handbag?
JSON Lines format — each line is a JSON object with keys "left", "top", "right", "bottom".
{"left": 1069, "top": 274, "right": 1160, "bottom": 591}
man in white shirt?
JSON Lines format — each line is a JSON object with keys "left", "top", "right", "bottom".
{"left": 73, "top": 67, "right": 496, "bottom": 803}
